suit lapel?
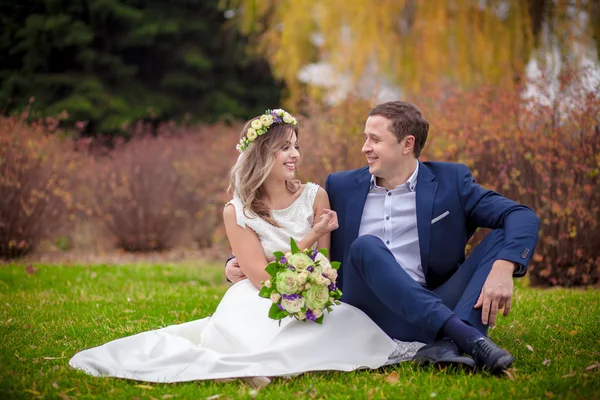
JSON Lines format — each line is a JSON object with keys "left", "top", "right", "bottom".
{"left": 416, "top": 162, "right": 437, "bottom": 276}
{"left": 343, "top": 170, "right": 371, "bottom": 259}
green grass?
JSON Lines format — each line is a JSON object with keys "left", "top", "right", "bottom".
{"left": 1, "top": 263, "right": 599, "bottom": 399}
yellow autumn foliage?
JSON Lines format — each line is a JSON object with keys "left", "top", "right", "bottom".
{"left": 224, "top": 0, "right": 597, "bottom": 106}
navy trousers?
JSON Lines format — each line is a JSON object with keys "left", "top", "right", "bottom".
{"left": 342, "top": 229, "right": 507, "bottom": 343}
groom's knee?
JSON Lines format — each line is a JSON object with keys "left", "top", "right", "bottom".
{"left": 349, "top": 235, "right": 384, "bottom": 263}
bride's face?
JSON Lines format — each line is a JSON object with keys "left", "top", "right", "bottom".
{"left": 270, "top": 132, "right": 300, "bottom": 182}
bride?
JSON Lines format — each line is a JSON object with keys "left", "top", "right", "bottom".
{"left": 69, "top": 109, "right": 420, "bottom": 383}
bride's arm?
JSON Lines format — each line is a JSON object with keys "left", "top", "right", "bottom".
{"left": 223, "top": 204, "right": 271, "bottom": 289}
{"left": 300, "top": 187, "right": 335, "bottom": 256}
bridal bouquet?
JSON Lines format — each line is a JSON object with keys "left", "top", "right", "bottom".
{"left": 259, "top": 238, "right": 342, "bottom": 324}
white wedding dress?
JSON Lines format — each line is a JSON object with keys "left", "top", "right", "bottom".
{"left": 69, "top": 183, "right": 423, "bottom": 383}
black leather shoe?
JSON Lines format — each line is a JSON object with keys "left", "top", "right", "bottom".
{"left": 413, "top": 338, "right": 476, "bottom": 370}
{"left": 469, "top": 337, "right": 515, "bottom": 374}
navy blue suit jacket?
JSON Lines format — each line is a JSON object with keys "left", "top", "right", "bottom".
{"left": 325, "top": 161, "right": 540, "bottom": 289}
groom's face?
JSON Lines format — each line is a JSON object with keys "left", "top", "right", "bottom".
{"left": 362, "top": 115, "right": 405, "bottom": 179}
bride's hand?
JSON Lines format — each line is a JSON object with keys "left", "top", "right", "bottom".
{"left": 312, "top": 209, "right": 339, "bottom": 236}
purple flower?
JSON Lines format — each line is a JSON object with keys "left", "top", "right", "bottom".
{"left": 307, "top": 266, "right": 314, "bottom": 272}
{"left": 288, "top": 265, "right": 296, "bottom": 270}
{"left": 282, "top": 293, "right": 303, "bottom": 301}
{"left": 279, "top": 257, "right": 287, "bottom": 264}
{"left": 277, "top": 303, "right": 284, "bottom": 310}
{"left": 328, "top": 283, "right": 337, "bottom": 292}
{"left": 322, "top": 273, "right": 327, "bottom": 278}
{"left": 306, "top": 309, "right": 316, "bottom": 321}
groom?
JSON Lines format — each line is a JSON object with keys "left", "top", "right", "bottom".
{"left": 226, "top": 101, "right": 540, "bottom": 374}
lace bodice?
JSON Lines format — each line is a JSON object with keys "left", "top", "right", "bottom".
{"left": 227, "top": 182, "right": 320, "bottom": 259}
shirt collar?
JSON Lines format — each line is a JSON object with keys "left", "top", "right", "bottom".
{"left": 370, "top": 162, "right": 419, "bottom": 192}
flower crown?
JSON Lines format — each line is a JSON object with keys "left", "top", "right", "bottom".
{"left": 236, "top": 109, "right": 298, "bottom": 153}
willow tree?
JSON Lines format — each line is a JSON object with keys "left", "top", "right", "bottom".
{"left": 224, "top": 0, "right": 599, "bottom": 105}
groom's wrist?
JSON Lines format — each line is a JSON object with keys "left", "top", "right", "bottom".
{"left": 495, "top": 259, "right": 517, "bottom": 273}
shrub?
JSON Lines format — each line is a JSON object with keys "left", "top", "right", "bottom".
{"left": 175, "top": 123, "right": 239, "bottom": 248}
{"left": 0, "top": 114, "right": 75, "bottom": 258}
{"left": 92, "top": 131, "right": 189, "bottom": 252}
{"left": 90, "top": 121, "right": 239, "bottom": 252}
{"left": 299, "top": 97, "right": 371, "bottom": 185}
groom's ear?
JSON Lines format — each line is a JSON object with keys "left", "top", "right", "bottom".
{"left": 402, "top": 135, "right": 415, "bottom": 155}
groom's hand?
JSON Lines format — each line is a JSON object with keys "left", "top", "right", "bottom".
{"left": 474, "top": 260, "right": 515, "bottom": 328}
{"left": 225, "top": 257, "right": 247, "bottom": 284}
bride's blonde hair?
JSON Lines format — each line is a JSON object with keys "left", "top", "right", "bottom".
{"left": 229, "top": 117, "right": 301, "bottom": 226}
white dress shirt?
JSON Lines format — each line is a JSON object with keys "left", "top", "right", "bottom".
{"left": 358, "top": 163, "right": 425, "bottom": 283}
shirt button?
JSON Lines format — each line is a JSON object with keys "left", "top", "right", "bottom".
{"left": 386, "top": 216, "right": 390, "bottom": 220}
{"left": 386, "top": 240, "right": 390, "bottom": 245}
{"left": 387, "top": 192, "right": 392, "bottom": 196}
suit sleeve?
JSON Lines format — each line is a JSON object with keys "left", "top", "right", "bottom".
{"left": 325, "top": 173, "right": 332, "bottom": 195}
{"left": 457, "top": 164, "right": 540, "bottom": 277}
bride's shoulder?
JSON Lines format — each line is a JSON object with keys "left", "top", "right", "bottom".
{"left": 223, "top": 197, "right": 255, "bottom": 229}
{"left": 302, "top": 182, "right": 327, "bottom": 207}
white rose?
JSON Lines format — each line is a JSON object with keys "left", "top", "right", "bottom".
{"left": 272, "top": 108, "right": 284, "bottom": 116}
{"left": 288, "top": 253, "right": 313, "bottom": 272}
{"left": 314, "top": 252, "right": 332, "bottom": 269}
{"left": 281, "top": 296, "right": 305, "bottom": 313}
{"left": 284, "top": 252, "right": 293, "bottom": 259}
{"left": 312, "top": 264, "right": 323, "bottom": 275}
{"left": 264, "top": 279, "right": 272, "bottom": 288}
{"left": 260, "top": 114, "right": 273, "bottom": 126}
{"left": 276, "top": 270, "right": 300, "bottom": 294}
{"left": 312, "top": 308, "right": 323, "bottom": 318}
{"left": 297, "top": 271, "right": 309, "bottom": 285}
{"left": 270, "top": 293, "right": 281, "bottom": 303}
{"left": 323, "top": 267, "right": 338, "bottom": 282}
{"left": 314, "top": 274, "right": 330, "bottom": 286}
{"left": 297, "top": 312, "right": 306, "bottom": 320}
{"left": 282, "top": 112, "right": 294, "bottom": 124}
{"left": 304, "top": 283, "right": 311, "bottom": 290}
{"left": 251, "top": 119, "right": 263, "bottom": 130}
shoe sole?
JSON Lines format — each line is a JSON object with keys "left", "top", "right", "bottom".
{"left": 485, "top": 354, "right": 516, "bottom": 375}
{"left": 414, "top": 355, "right": 476, "bottom": 371}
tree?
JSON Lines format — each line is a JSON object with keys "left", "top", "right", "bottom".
{"left": 0, "top": 0, "right": 282, "bottom": 135}
{"left": 224, "top": 0, "right": 599, "bottom": 106}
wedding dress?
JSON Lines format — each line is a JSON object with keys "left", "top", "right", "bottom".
{"left": 69, "top": 183, "right": 423, "bottom": 383}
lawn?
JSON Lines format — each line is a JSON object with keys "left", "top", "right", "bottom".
{"left": 1, "top": 262, "right": 599, "bottom": 399}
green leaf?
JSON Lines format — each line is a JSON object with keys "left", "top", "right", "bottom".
{"left": 290, "top": 237, "right": 300, "bottom": 254}
{"left": 265, "top": 262, "right": 277, "bottom": 277}
{"left": 273, "top": 251, "right": 284, "bottom": 260}
{"left": 258, "top": 285, "right": 272, "bottom": 298}
{"left": 268, "top": 302, "right": 282, "bottom": 319}
{"left": 331, "top": 261, "right": 341, "bottom": 270}
{"left": 315, "top": 315, "right": 324, "bottom": 324}
{"left": 268, "top": 303, "right": 288, "bottom": 320}
{"left": 318, "top": 248, "right": 329, "bottom": 258}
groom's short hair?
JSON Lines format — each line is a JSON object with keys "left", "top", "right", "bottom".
{"left": 369, "top": 101, "right": 429, "bottom": 157}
